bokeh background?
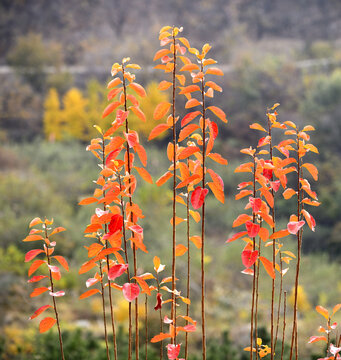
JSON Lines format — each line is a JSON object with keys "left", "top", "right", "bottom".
{"left": 0, "top": 0, "right": 341, "bottom": 359}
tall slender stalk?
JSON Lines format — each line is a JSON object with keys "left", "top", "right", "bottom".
{"left": 170, "top": 29, "right": 178, "bottom": 344}
{"left": 200, "top": 60, "right": 207, "bottom": 360}
{"left": 281, "top": 292, "right": 287, "bottom": 360}
{"left": 254, "top": 234, "right": 262, "bottom": 360}
{"left": 250, "top": 154, "right": 257, "bottom": 360}
{"left": 118, "top": 174, "right": 132, "bottom": 359}
{"left": 185, "top": 182, "right": 191, "bottom": 360}
{"left": 44, "top": 225, "right": 65, "bottom": 360}
{"left": 156, "top": 272, "right": 163, "bottom": 360}
{"left": 145, "top": 294, "right": 148, "bottom": 360}
{"left": 101, "top": 137, "right": 118, "bottom": 360}
{"left": 122, "top": 62, "right": 139, "bottom": 359}
{"left": 289, "top": 130, "right": 302, "bottom": 360}
{"left": 99, "top": 259, "right": 111, "bottom": 360}
{"left": 274, "top": 254, "right": 283, "bottom": 352}
{"left": 266, "top": 111, "right": 276, "bottom": 360}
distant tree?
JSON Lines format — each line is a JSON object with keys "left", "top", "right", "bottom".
{"left": 62, "top": 88, "right": 88, "bottom": 140}
{"left": 43, "top": 88, "right": 63, "bottom": 141}
{"left": 7, "top": 33, "right": 63, "bottom": 91}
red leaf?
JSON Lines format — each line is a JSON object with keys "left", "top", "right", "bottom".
{"left": 122, "top": 283, "right": 140, "bottom": 302}
{"left": 154, "top": 293, "right": 162, "bottom": 310}
{"left": 249, "top": 197, "right": 262, "bottom": 213}
{"left": 287, "top": 220, "right": 305, "bottom": 235}
{"left": 108, "top": 214, "right": 123, "bottom": 235}
{"left": 29, "top": 305, "right": 52, "bottom": 320}
{"left": 124, "top": 131, "right": 139, "bottom": 148}
{"left": 242, "top": 250, "right": 258, "bottom": 268}
{"left": 191, "top": 186, "right": 209, "bottom": 209}
{"left": 167, "top": 344, "right": 181, "bottom": 360}
{"left": 245, "top": 221, "right": 260, "bottom": 238}
{"left": 28, "top": 260, "right": 46, "bottom": 276}
{"left": 39, "top": 317, "right": 56, "bottom": 333}
{"left": 108, "top": 263, "right": 129, "bottom": 281}
{"left": 25, "top": 249, "right": 44, "bottom": 262}
{"left": 28, "top": 275, "right": 48, "bottom": 283}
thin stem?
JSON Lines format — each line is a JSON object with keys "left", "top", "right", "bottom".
{"left": 122, "top": 63, "right": 139, "bottom": 359}
{"left": 274, "top": 254, "right": 283, "bottom": 352}
{"left": 280, "top": 292, "right": 287, "bottom": 360}
{"left": 156, "top": 272, "right": 163, "bottom": 360}
{"left": 289, "top": 131, "right": 302, "bottom": 360}
{"left": 118, "top": 174, "right": 132, "bottom": 359}
{"left": 255, "top": 234, "right": 261, "bottom": 360}
{"left": 250, "top": 154, "right": 257, "bottom": 360}
{"left": 267, "top": 112, "right": 276, "bottom": 360}
{"left": 102, "top": 138, "right": 118, "bottom": 360}
{"left": 333, "top": 335, "right": 341, "bottom": 360}
{"left": 185, "top": 185, "right": 190, "bottom": 360}
{"left": 145, "top": 294, "right": 148, "bottom": 360}
{"left": 170, "top": 29, "right": 177, "bottom": 344}
{"left": 99, "top": 260, "right": 111, "bottom": 360}
{"left": 45, "top": 226, "right": 65, "bottom": 360}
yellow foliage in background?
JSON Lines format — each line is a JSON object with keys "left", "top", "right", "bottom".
{"left": 289, "top": 285, "right": 311, "bottom": 313}
{"left": 43, "top": 81, "right": 168, "bottom": 142}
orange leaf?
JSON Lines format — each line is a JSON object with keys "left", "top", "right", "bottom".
{"left": 302, "top": 163, "right": 318, "bottom": 181}
{"left": 180, "top": 64, "right": 200, "bottom": 72}
{"left": 134, "top": 143, "right": 147, "bottom": 166}
{"left": 179, "top": 85, "right": 201, "bottom": 94}
{"left": 190, "top": 235, "right": 202, "bottom": 249}
{"left": 250, "top": 123, "right": 267, "bottom": 132}
{"left": 207, "top": 106, "right": 227, "bottom": 122}
{"left": 135, "top": 167, "right": 153, "bottom": 184}
{"left": 30, "top": 287, "right": 49, "bottom": 298}
{"left": 133, "top": 276, "right": 151, "bottom": 295}
{"left": 79, "top": 260, "right": 97, "bottom": 274}
{"left": 156, "top": 171, "right": 173, "bottom": 186}
{"left": 153, "top": 102, "right": 171, "bottom": 120}
{"left": 189, "top": 210, "right": 201, "bottom": 223}
{"left": 150, "top": 333, "right": 172, "bottom": 343}
{"left": 270, "top": 229, "right": 290, "bottom": 240}
{"left": 259, "top": 256, "right": 275, "bottom": 279}
{"left": 316, "top": 305, "right": 329, "bottom": 320}
{"left": 28, "top": 260, "right": 46, "bottom": 276}
{"left": 23, "top": 234, "right": 44, "bottom": 242}
{"left": 178, "top": 146, "right": 200, "bottom": 160}
{"left": 29, "top": 217, "right": 43, "bottom": 228}
{"left": 332, "top": 304, "right": 341, "bottom": 316}
{"left": 154, "top": 48, "right": 171, "bottom": 61}
{"left": 283, "top": 188, "right": 296, "bottom": 200}
{"left": 178, "top": 124, "right": 200, "bottom": 142}
{"left": 175, "top": 244, "right": 188, "bottom": 256}
{"left": 258, "top": 227, "right": 269, "bottom": 241}
{"left": 170, "top": 217, "right": 185, "bottom": 226}
{"left": 129, "top": 82, "right": 146, "bottom": 97}
{"left": 130, "top": 106, "right": 146, "bottom": 122}
{"left": 185, "top": 98, "right": 201, "bottom": 109}
{"left": 39, "top": 317, "right": 56, "bottom": 333}
{"left": 53, "top": 256, "right": 69, "bottom": 271}
{"left": 79, "top": 197, "right": 98, "bottom": 205}
{"left": 49, "top": 227, "right": 66, "bottom": 237}
{"left": 79, "top": 289, "right": 101, "bottom": 299}
{"left": 148, "top": 124, "right": 170, "bottom": 140}
{"left": 208, "top": 153, "right": 228, "bottom": 165}
{"left": 208, "top": 182, "right": 224, "bottom": 203}
{"left": 102, "top": 101, "right": 121, "bottom": 118}
{"left": 107, "top": 77, "right": 122, "bottom": 89}
{"left": 206, "top": 67, "right": 224, "bottom": 76}
{"left": 233, "top": 214, "right": 252, "bottom": 227}
{"left": 205, "top": 81, "right": 222, "bottom": 92}
{"left": 158, "top": 80, "right": 172, "bottom": 91}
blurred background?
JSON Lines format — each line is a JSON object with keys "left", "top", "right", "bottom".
{"left": 0, "top": 0, "right": 341, "bottom": 359}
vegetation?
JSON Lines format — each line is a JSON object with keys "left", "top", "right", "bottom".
{"left": 1, "top": 3, "right": 341, "bottom": 360}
